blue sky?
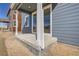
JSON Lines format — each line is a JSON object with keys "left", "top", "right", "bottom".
{"left": 0, "top": 3, "right": 10, "bottom": 28}
{"left": 0, "top": 3, "right": 10, "bottom": 19}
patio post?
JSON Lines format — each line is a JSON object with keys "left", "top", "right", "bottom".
{"left": 15, "top": 10, "right": 18, "bottom": 35}
{"left": 32, "top": 13, "right": 33, "bottom": 33}
{"left": 37, "top": 3, "right": 44, "bottom": 49}
{"left": 11, "top": 12, "right": 13, "bottom": 33}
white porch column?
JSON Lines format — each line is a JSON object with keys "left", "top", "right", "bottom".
{"left": 50, "top": 4, "right": 52, "bottom": 36}
{"left": 37, "top": 3, "right": 44, "bottom": 49}
{"left": 15, "top": 10, "right": 18, "bottom": 35}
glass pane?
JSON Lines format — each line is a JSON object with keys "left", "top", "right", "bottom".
{"left": 44, "top": 8, "right": 50, "bottom": 33}
{"left": 33, "top": 14, "right": 37, "bottom": 32}
{"left": 14, "top": 21, "right": 16, "bottom": 26}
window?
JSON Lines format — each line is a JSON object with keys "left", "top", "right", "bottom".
{"left": 12, "top": 21, "right": 16, "bottom": 26}
{"left": 14, "top": 21, "right": 16, "bottom": 26}
{"left": 25, "top": 16, "right": 29, "bottom": 27}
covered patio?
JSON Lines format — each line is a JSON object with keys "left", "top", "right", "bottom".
{"left": 10, "top": 3, "right": 57, "bottom": 54}
{"left": 16, "top": 33, "right": 57, "bottom": 50}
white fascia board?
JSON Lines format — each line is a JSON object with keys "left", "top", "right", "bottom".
{"left": 10, "top": 3, "right": 22, "bottom": 10}
{"left": 17, "top": 3, "right": 23, "bottom": 9}
{"left": 10, "top": 3, "right": 15, "bottom": 9}
{"left": 43, "top": 4, "right": 51, "bottom": 10}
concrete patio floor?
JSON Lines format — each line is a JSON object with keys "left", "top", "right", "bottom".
{"left": 0, "top": 31, "right": 79, "bottom": 56}
{"left": 16, "top": 33, "right": 57, "bottom": 50}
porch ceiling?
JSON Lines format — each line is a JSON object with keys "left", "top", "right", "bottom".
{"left": 18, "top": 3, "right": 50, "bottom": 13}
{"left": 11, "top": 3, "right": 57, "bottom": 14}
{"left": 19, "top": 3, "right": 37, "bottom": 13}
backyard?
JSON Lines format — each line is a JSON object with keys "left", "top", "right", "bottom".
{"left": 0, "top": 31, "right": 79, "bottom": 56}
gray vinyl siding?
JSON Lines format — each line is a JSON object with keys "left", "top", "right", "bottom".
{"left": 52, "top": 3, "right": 79, "bottom": 46}
{"left": 21, "top": 12, "right": 31, "bottom": 33}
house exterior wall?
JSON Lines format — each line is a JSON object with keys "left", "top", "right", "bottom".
{"left": 52, "top": 3, "right": 79, "bottom": 46}
{"left": 9, "top": 10, "right": 16, "bottom": 32}
{"left": 9, "top": 10, "right": 22, "bottom": 32}
{"left": 12, "top": 12, "right": 16, "bottom": 32}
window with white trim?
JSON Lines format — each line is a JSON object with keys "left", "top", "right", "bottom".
{"left": 25, "top": 15, "right": 29, "bottom": 27}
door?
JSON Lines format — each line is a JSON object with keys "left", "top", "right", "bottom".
{"left": 18, "top": 13, "right": 22, "bottom": 32}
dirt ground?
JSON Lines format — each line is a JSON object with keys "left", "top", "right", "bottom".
{"left": 0, "top": 31, "right": 34, "bottom": 56}
{"left": 46, "top": 42, "right": 79, "bottom": 56}
{"left": 0, "top": 31, "right": 79, "bottom": 56}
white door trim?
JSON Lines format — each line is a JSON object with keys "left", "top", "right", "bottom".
{"left": 32, "top": 4, "right": 52, "bottom": 35}
{"left": 43, "top": 4, "right": 52, "bottom": 36}
{"left": 32, "top": 11, "right": 37, "bottom": 33}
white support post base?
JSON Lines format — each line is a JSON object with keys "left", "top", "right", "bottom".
{"left": 37, "top": 3, "right": 44, "bottom": 49}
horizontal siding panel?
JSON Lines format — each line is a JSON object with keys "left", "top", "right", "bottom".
{"left": 53, "top": 4, "right": 79, "bottom": 14}
{"left": 58, "top": 39, "right": 79, "bottom": 46}
{"left": 53, "top": 12, "right": 79, "bottom": 20}
{"left": 53, "top": 33, "right": 79, "bottom": 38}
{"left": 52, "top": 3, "right": 79, "bottom": 46}
{"left": 53, "top": 6, "right": 79, "bottom": 16}
{"left": 53, "top": 16, "right": 79, "bottom": 22}
{"left": 52, "top": 20, "right": 79, "bottom": 24}
{"left": 52, "top": 23, "right": 79, "bottom": 27}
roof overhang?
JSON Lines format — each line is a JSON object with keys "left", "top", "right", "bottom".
{"left": 10, "top": 3, "right": 20, "bottom": 10}
{"left": 0, "top": 19, "right": 10, "bottom": 23}
{"left": 10, "top": 3, "right": 50, "bottom": 14}
{"left": 7, "top": 3, "right": 57, "bottom": 16}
